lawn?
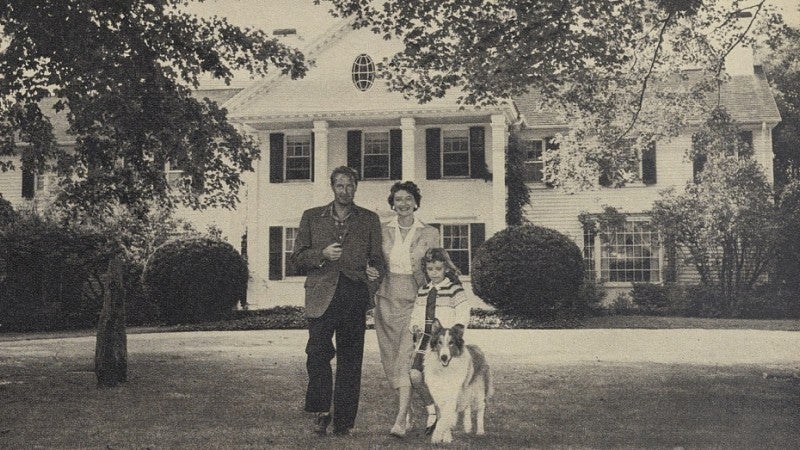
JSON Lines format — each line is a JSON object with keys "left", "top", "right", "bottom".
{"left": 1, "top": 329, "right": 798, "bottom": 448}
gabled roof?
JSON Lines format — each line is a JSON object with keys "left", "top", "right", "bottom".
{"left": 513, "top": 68, "right": 782, "bottom": 129}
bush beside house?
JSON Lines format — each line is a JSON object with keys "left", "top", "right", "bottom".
{"left": 471, "top": 224, "right": 588, "bottom": 319}
{"left": 142, "top": 237, "right": 248, "bottom": 325}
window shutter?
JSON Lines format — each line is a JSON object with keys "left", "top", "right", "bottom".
{"left": 22, "top": 168, "right": 34, "bottom": 199}
{"left": 268, "top": 226, "right": 283, "bottom": 280}
{"left": 738, "top": 131, "right": 753, "bottom": 158}
{"left": 240, "top": 232, "right": 248, "bottom": 261}
{"left": 389, "top": 129, "right": 402, "bottom": 180}
{"left": 544, "top": 137, "right": 559, "bottom": 188}
{"left": 426, "top": 128, "right": 441, "bottom": 180}
{"left": 469, "top": 126, "right": 486, "bottom": 179}
{"left": 692, "top": 153, "right": 706, "bottom": 183}
{"left": 642, "top": 142, "right": 657, "bottom": 185}
{"left": 347, "top": 130, "right": 362, "bottom": 176}
{"left": 310, "top": 132, "right": 315, "bottom": 182}
{"left": 470, "top": 222, "right": 486, "bottom": 263}
{"left": 269, "top": 133, "right": 285, "bottom": 183}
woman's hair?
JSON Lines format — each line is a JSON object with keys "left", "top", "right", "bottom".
{"left": 387, "top": 181, "right": 422, "bottom": 210}
{"left": 421, "top": 247, "right": 462, "bottom": 283}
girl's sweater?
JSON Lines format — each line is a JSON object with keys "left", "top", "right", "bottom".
{"left": 408, "top": 277, "right": 470, "bottom": 331}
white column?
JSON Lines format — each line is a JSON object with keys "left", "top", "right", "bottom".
{"left": 246, "top": 131, "right": 269, "bottom": 308}
{"left": 761, "top": 121, "right": 774, "bottom": 185}
{"left": 401, "top": 117, "right": 416, "bottom": 181}
{"left": 313, "top": 120, "right": 330, "bottom": 203}
{"left": 490, "top": 114, "right": 508, "bottom": 235}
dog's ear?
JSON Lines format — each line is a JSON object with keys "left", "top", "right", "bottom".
{"left": 451, "top": 323, "right": 465, "bottom": 339}
{"left": 430, "top": 318, "right": 443, "bottom": 336}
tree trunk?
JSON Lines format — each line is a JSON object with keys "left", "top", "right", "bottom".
{"left": 94, "top": 254, "right": 127, "bottom": 387}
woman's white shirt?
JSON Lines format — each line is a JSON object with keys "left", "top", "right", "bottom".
{"left": 387, "top": 216, "right": 425, "bottom": 274}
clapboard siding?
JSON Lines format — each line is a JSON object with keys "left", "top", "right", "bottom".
{"left": 0, "top": 157, "right": 23, "bottom": 205}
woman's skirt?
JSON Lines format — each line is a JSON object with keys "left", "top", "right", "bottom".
{"left": 374, "top": 272, "right": 417, "bottom": 389}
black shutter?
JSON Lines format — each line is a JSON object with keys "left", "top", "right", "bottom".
{"left": 692, "top": 153, "right": 706, "bottom": 183}
{"left": 347, "top": 130, "right": 362, "bottom": 176}
{"left": 310, "top": 132, "right": 315, "bottom": 182}
{"left": 469, "top": 223, "right": 486, "bottom": 274}
{"left": 269, "top": 133, "right": 284, "bottom": 183}
{"left": 390, "top": 128, "right": 402, "bottom": 180}
{"left": 469, "top": 126, "right": 486, "bottom": 179}
{"left": 21, "top": 168, "right": 34, "bottom": 199}
{"left": 240, "top": 232, "right": 248, "bottom": 261}
{"left": 738, "top": 131, "right": 753, "bottom": 158}
{"left": 268, "top": 226, "right": 283, "bottom": 280}
{"left": 426, "top": 128, "right": 441, "bottom": 180}
{"left": 642, "top": 141, "right": 657, "bottom": 185}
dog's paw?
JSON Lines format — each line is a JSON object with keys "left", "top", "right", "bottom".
{"left": 430, "top": 428, "right": 452, "bottom": 445}
{"left": 476, "top": 429, "right": 485, "bottom": 436}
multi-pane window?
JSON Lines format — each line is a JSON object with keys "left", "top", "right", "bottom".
{"left": 442, "top": 224, "right": 471, "bottom": 275}
{"left": 522, "top": 139, "right": 544, "bottom": 183}
{"left": 584, "top": 220, "right": 661, "bottom": 283}
{"left": 166, "top": 160, "right": 183, "bottom": 187}
{"left": 738, "top": 131, "right": 753, "bottom": 158}
{"left": 442, "top": 130, "right": 470, "bottom": 177}
{"left": 363, "top": 132, "right": 390, "bottom": 179}
{"left": 352, "top": 54, "right": 375, "bottom": 91}
{"left": 284, "top": 227, "right": 300, "bottom": 277}
{"left": 285, "top": 135, "right": 312, "bottom": 180}
{"left": 583, "top": 226, "right": 597, "bottom": 281}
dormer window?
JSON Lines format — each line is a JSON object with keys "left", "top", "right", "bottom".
{"left": 352, "top": 54, "right": 375, "bottom": 91}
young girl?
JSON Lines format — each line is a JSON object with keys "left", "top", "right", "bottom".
{"left": 407, "top": 247, "right": 470, "bottom": 436}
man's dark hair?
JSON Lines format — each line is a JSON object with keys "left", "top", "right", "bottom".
{"left": 330, "top": 166, "right": 359, "bottom": 186}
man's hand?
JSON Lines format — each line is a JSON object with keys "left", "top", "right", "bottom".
{"left": 322, "top": 243, "right": 342, "bottom": 261}
{"left": 411, "top": 325, "right": 421, "bottom": 343}
{"left": 366, "top": 264, "right": 380, "bottom": 281}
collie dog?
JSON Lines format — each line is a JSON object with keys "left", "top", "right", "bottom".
{"left": 424, "top": 319, "right": 493, "bottom": 444}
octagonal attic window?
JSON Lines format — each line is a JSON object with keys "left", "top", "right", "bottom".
{"left": 352, "top": 54, "right": 375, "bottom": 91}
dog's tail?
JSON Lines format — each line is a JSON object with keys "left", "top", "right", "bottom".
{"left": 467, "top": 344, "right": 494, "bottom": 399}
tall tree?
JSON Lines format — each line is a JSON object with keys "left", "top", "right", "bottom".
{"left": 764, "top": 24, "right": 800, "bottom": 190}
{"left": 0, "top": 0, "right": 307, "bottom": 217}
{"left": 320, "top": 0, "right": 784, "bottom": 189}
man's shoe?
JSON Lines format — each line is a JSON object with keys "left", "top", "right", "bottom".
{"left": 313, "top": 413, "right": 331, "bottom": 435}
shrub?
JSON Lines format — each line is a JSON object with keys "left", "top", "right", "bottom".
{"left": 610, "top": 293, "right": 636, "bottom": 315}
{"left": 142, "top": 237, "right": 248, "bottom": 324}
{"left": 0, "top": 214, "right": 116, "bottom": 331}
{"left": 0, "top": 194, "right": 16, "bottom": 227}
{"left": 471, "top": 224, "right": 584, "bottom": 319}
{"left": 631, "top": 283, "right": 670, "bottom": 315}
{"left": 576, "top": 280, "right": 607, "bottom": 315}
{"left": 774, "top": 180, "right": 800, "bottom": 299}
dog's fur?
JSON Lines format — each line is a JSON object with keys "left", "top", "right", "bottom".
{"left": 424, "top": 319, "right": 493, "bottom": 444}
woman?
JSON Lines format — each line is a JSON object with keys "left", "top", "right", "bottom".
{"left": 372, "top": 181, "right": 439, "bottom": 437}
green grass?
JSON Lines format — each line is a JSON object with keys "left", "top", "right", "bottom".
{"left": 0, "top": 330, "right": 798, "bottom": 448}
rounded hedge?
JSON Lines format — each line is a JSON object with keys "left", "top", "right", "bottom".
{"left": 142, "top": 237, "right": 248, "bottom": 324}
{"left": 471, "top": 224, "right": 585, "bottom": 318}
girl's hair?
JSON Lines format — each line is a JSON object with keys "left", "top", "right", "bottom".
{"left": 421, "top": 247, "right": 462, "bottom": 284}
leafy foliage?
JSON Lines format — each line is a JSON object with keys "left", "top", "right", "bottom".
{"left": 773, "top": 180, "right": 800, "bottom": 303}
{"left": 764, "top": 24, "right": 800, "bottom": 189}
{"left": 471, "top": 224, "right": 585, "bottom": 319}
{"left": 322, "top": 0, "right": 782, "bottom": 188}
{"left": 0, "top": 0, "right": 307, "bottom": 215}
{"left": 650, "top": 110, "right": 778, "bottom": 312}
{"left": 0, "top": 212, "right": 117, "bottom": 331}
{"left": 142, "top": 237, "right": 248, "bottom": 324}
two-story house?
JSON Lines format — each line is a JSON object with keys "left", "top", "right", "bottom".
{"left": 1, "top": 20, "right": 780, "bottom": 309}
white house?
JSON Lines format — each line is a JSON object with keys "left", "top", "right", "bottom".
{"left": 1, "top": 20, "right": 781, "bottom": 309}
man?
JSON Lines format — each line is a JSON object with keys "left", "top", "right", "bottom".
{"left": 291, "top": 166, "right": 385, "bottom": 436}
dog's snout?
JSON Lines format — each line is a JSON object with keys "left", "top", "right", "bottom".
{"left": 440, "top": 354, "right": 448, "bottom": 362}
